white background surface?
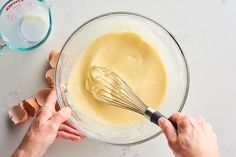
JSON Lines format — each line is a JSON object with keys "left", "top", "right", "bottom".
{"left": 1, "top": 0, "right": 236, "bottom": 156}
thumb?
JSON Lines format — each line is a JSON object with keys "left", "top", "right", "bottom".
{"left": 50, "top": 107, "right": 71, "bottom": 129}
{"left": 158, "top": 117, "right": 177, "bottom": 145}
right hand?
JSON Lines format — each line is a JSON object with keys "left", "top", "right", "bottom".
{"left": 158, "top": 113, "right": 220, "bottom": 157}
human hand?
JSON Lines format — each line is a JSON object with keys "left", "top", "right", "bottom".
{"left": 12, "top": 89, "right": 85, "bottom": 157}
{"left": 158, "top": 113, "right": 219, "bottom": 157}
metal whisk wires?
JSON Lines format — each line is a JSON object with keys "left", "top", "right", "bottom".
{"left": 86, "top": 66, "right": 148, "bottom": 115}
{"left": 86, "top": 66, "right": 177, "bottom": 129}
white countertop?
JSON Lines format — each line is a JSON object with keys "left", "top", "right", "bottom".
{"left": 1, "top": 0, "right": 236, "bottom": 156}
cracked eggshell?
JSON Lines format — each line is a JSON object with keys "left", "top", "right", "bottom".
{"left": 55, "top": 101, "right": 60, "bottom": 111}
{"left": 22, "top": 98, "right": 40, "bottom": 117}
{"left": 49, "top": 49, "right": 60, "bottom": 68}
{"left": 45, "top": 68, "right": 55, "bottom": 87}
{"left": 8, "top": 105, "right": 29, "bottom": 124}
{"left": 35, "top": 88, "right": 51, "bottom": 107}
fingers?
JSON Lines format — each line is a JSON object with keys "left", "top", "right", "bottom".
{"left": 44, "top": 89, "right": 57, "bottom": 110}
{"left": 158, "top": 117, "right": 177, "bottom": 145}
{"left": 196, "top": 116, "right": 205, "bottom": 124}
{"left": 169, "top": 112, "right": 183, "bottom": 123}
{"left": 64, "top": 120, "right": 76, "bottom": 128}
{"left": 170, "top": 113, "right": 196, "bottom": 131}
{"left": 59, "top": 123, "right": 85, "bottom": 138}
{"left": 196, "top": 116, "right": 213, "bottom": 131}
{"left": 57, "top": 131, "right": 83, "bottom": 141}
{"left": 37, "top": 89, "right": 57, "bottom": 122}
{"left": 206, "top": 123, "right": 212, "bottom": 130}
{"left": 49, "top": 107, "right": 71, "bottom": 129}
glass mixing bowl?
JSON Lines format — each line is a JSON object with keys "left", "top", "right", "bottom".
{"left": 55, "top": 12, "right": 189, "bottom": 146}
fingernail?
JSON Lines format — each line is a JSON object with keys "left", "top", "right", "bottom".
{"left": 73, "top": 136, "right": 81, "bottom": 142}
{"left": 158, "top": 118, "right": 165, "bottom": 129}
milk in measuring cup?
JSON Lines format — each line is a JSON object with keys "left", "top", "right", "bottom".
{"left": 0, "top": 0, "right": 51, "bottom": 52}
{"left": 20, "top": 15, "right": 48, "bottom": 42}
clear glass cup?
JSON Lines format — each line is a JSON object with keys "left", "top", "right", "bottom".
{"left": 0, "top": 0, "right": 52, "bottom": 53}
{"left": 55, "top": 12, "right": 190, "bottom": 146}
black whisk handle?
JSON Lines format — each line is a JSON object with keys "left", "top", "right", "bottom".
{"left": 150, "top": 111, "right": 177, "bottom": 130}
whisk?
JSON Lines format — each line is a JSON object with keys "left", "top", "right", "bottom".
{"left": 86, "top": 66, "right": 177, "bottom": 128}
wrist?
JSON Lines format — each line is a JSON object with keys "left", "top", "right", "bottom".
{"left": 12, "top": 131, "right": 48, "bottom": 157}
{"left": 11, "top": 147, "right": 34, "bottom": 157}
{"left": 12, "top": 143, "right": 45, "bottom": 157}
{"left": 12, "top": 142, "right": 46, "bottom": 157}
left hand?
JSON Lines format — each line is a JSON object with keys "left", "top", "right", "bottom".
{"left": 11, "top": 89, "right": 85, "bottom": 157}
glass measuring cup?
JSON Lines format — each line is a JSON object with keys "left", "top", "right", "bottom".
{"left": 0, "top": 0, "right": 52, "bottom": 53}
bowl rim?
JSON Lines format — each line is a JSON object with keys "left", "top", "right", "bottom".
{"left": 55, "top": 11, "right": 190, "bottom": 146}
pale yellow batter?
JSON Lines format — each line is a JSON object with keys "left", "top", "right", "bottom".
{"left": 67, "top": 32, "right": 166, "bottom": 125}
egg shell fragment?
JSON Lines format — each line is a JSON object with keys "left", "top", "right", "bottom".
{"left": 45, "top": 68, "right": 55, "bottom": 87}
{"left": 35, "top": 88, "right": 51, "bottom": 107}
{"left": 55, "top": 101, "right": 60, "bottom": 111}
{"left": 49, "top": 49, "right": 60, "bottom": 68}
{"left": 8, "top": 105, "right": 29, "bottom": 124}
{"left": 22, "top": 98, "right": 40, "bottom": 117}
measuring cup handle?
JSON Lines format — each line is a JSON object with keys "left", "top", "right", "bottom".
{"left": 0, "top": 44, "right": 6, "bottom": 55}
{"left": 0, "top": 34, "right": 7, "bottom": 55}
{"left": 0, "top": 43, "right": 6, "bottom": 55}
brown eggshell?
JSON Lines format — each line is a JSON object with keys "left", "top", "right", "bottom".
{"left": 49, "top": 49, "right": 60, "bottom": 61}
{"left": 45, "top": 68, "right": 55, "bottom": 87}
{"left": 8, "top": 105, "right": 29, "bottom": 124}
{"left": 49, "top": 49, "right": 60, "bottom": 68}
{"left": 35, "top": 88, "right": 51, "bottom": 107}
{"left": 22, "top": 98, "right": 40, "bottom": 117}
{"left": 55, "top": 101, "right": 60, "bottom": 111}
